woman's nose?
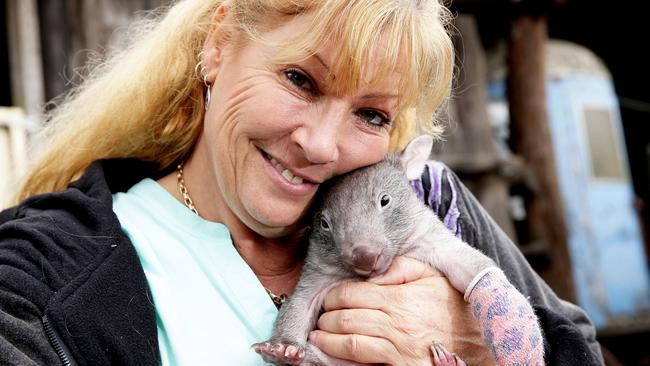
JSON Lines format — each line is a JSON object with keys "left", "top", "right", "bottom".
{"left": 292, "top": 101, "right": 346, "bottom": 164}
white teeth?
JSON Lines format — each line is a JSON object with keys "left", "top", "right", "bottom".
{"left": 267, "top": 152, "right": 304, "bottom": 184}
{"left": 281, "top": 169, "right": 295, "bottom": 181}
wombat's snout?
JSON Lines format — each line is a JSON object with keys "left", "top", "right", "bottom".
{"left": 342, "top": 246, "right": 382, "bottom": 276}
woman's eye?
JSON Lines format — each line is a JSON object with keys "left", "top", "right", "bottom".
{"left": 357, "top": 109, "right": 390, "bottom": 129}
{"left": 285, "top": 69, "right": 315, "bottom": 93}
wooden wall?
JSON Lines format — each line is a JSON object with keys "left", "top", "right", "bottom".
{"left": 37, "top": 0, "right": 169, "bottom": 102}
{"left": 436, "top": 13, "right": 575, "bottom": 301}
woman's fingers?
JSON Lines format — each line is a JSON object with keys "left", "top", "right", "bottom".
{"left": 318, "top": 269, "right": 494, "bottom": 365}
{"left": 308, "top": 330, "right": 398, "bottom": 365}
{"left": 316, "top": 256, "right": 494, "bottom": 365}
{"left": 322, "top": 281, "right": 388, "bottom": 312}
{"left": 323, "top": 270, "right": 448, "bottom": 314}
{"left": 317, "top": 308, "right": 393, "bottom": 338}
{"left": 323, "top": 256, "right": 445, "bottom": 312}
{"left": 369, "top": 256, "right": 443, "bottom": 285}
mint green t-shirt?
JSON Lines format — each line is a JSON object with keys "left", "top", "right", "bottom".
{"left": 112, "top": 178, "right": 277, "bottom": 365}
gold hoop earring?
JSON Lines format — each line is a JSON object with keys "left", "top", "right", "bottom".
{"left": 194, "top": 60, "right": 207, "bottom": 77}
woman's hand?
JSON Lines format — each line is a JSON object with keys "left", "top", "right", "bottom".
{"left": 308, "top": 256, "right": 495, "bottom": 366}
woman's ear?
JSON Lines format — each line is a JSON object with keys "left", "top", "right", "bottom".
{"left": 200, "top": 5, "right": 229, "bottom": 84}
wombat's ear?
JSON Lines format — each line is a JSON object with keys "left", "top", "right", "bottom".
{"left": 400, "top": 135, "right": 433, "bottom": 180}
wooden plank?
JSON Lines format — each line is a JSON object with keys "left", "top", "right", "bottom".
{"left": 434, "top": 15, "right": 518, "bottom": 241}
{"left": 38, "top": 0, "right": 70, "bottom": 102}
{"left": 70, "top": 0, "right": 171, "bottom": 66}
{"left": 7, "top": 0, "right": 45, "bottom": 117}
{"left": 440, "top": 15, "right": 499, "bottom": 167}
{"left": 507, "top": 14, "right": 576, "bottom": 301}
{"left": 39, "top": 0, "right": 172, "bottom": 96}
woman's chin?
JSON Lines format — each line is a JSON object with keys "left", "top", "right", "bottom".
{"left": 251, "top": 222, "right": 300, "bottom": 239}
{"left": 244, "top": 199, "right": 312, "bottom": 233}
{"left": 245, "top": 210, "right": 306, "bottom": 237}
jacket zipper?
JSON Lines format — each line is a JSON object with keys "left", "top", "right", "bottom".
{"left": 42, "top": 315, "right": 74, "bottom": 366}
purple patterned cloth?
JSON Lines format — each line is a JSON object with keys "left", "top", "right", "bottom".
{"left": 410, "top": 160, "right": 462, "bottom": 238}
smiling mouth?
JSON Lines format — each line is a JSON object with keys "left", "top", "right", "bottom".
{"left": 261, "top": 150, "right": 305, "bottom": 184}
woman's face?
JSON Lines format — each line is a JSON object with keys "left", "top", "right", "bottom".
{"left": 200, "top": 14, "right": 401, "bottom": 237}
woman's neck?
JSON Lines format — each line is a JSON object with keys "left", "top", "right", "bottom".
{"left": 157, "top": 148, "right": 306, "bottom": 296}
{"left": 229, "top": 226, "right": 306, "bottom": 296}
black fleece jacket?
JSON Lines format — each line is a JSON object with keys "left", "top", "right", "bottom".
{"left": 0, "top": 159, "right": 604, "bottom": 365}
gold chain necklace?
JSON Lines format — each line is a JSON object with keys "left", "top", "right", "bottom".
{"left": 176, "top": 163, "right": 199, "bottom": 215}
{"left": 176, "top": 162, "right": 288, "bottom": 309}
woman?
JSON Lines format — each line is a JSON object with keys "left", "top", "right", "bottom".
{"left": 0, "top": 0, "right": 603, "bottom": 365}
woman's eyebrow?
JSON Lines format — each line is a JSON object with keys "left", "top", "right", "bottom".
{"left": 310, "top": 54, "right": 399, "bottom": 100}
{"left": 312, "top": 53, "right": 330, "bottom": 73}
{"left": 310, "top": 53, "right": 336, "bottom": 83}
{"left": 359, "top": 93, "right": 399, "bottom": 100}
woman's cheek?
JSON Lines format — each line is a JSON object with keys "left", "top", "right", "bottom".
{"left": 248, "top": 91, "right": 308, "bottom": 135}
{"left": 335, "top": 126, "right": 389, "bottom": 174}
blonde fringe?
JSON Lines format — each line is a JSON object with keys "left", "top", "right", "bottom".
{"left": 15, "top": 0, "right": 454, "bottom": 204}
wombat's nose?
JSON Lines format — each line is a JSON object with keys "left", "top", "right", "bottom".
{"left": 345, "top": 246, "right": 380, "bottom": 275}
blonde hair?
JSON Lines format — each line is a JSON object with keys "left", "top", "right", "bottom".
{"left": 16, "top": 0, "right": 454, "bottom": 203}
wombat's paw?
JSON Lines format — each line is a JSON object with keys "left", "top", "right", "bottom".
{"left": 431, "top": 342, "right": 466, "bottom": 366}
{"left": 251, "top": 341, "right": 305, "bottom": 365}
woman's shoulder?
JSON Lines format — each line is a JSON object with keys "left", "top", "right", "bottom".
{"left": 414, "top": 160, "right": 512, "bottom": 252}
{"left": 1, "top": 158, "right": 161, "bottom": 238}
{"left": 414, "top": 159, "right": 530, "bottom": 271}
{"left": 0, "top": 160, "right": 140, "bottom": 301}
{"left": 0, "top": 162, "right": 159, "bottom": 365}
{"left": 1, "top": 161, "right": 121, "bottom": 243}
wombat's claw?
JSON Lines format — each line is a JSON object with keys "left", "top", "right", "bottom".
{"left": 251, "top": 341, "right": 305, "bottom": 365}
{"left": 430, "top": 342, "right": 466, "bottom": 366}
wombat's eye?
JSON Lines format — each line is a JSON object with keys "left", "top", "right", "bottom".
{"left": 380, "top": 194, "right": 391, "bottom": 208}
{"left": 320, "top": 217, "right": 330, "bottom": 231}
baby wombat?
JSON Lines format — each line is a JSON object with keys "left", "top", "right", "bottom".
{"left": 253, "top": 135, "right": 544, "bottom": 366}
